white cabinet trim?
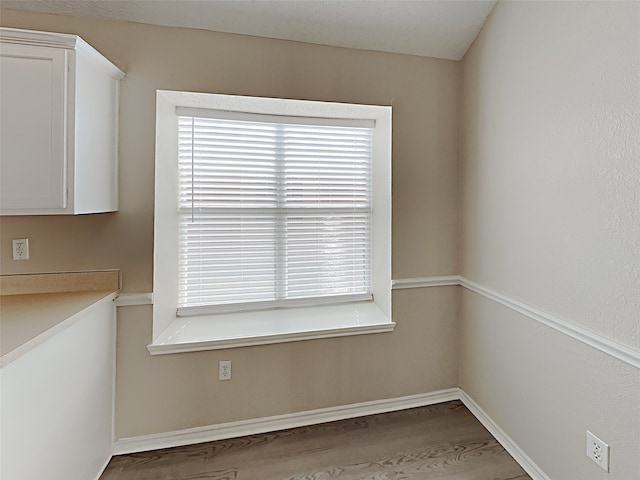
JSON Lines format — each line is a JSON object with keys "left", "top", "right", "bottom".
{"left": 0, "top": 27, "right": 123, "bottom": 79}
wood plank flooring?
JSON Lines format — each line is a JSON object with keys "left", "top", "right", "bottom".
{"left": 101, "top": 400, "right": 531, "bottom": 480}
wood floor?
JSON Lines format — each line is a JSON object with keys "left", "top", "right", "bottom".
{"left": 101, "top": 401, "right": 531, "bottom": 480}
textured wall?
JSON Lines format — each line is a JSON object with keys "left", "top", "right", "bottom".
{"left": 460, "top": 0, "right": 640, "bottom": 349}
{"left": 460, "top": 289, "right": 640, "bottom": 479}
{"left": 460, "top": 1, "right": 640, "bottom": 478}
{"left": 0, "top": 9, "right": 460, "bottom": 437}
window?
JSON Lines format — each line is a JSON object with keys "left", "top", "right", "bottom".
{"left": 152, "top": 92, "right": 392, "bottom": 353}
{"left": 177, "top": 111, "right": 373, "bottom": 315}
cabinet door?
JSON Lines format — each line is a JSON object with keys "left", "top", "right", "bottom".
{"left": 0, "top": 44, "right": 67, "bottom": 210}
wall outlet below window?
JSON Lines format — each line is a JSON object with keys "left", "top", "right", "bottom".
{"left": 219, "top": 360, "right": 232, "bottom": 381}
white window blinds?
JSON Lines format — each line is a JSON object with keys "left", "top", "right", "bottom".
{"left": 177, "top": 110, "right": 374, "bottom": 315}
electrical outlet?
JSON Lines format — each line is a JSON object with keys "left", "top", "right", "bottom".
{"left": 12, "top": 238, "right": 29, "bottom": 260}
{"left": 587, "top": 430, "right": 609, "bottom": 472}
{"left": 219, "top": 360, "right": 232, "bottom": 381}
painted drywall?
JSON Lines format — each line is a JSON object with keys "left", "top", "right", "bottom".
{"left": 0, "top": 10, "right": 459, "bottom": 286}
{"left": 0, "top": 10, "right": 460, "bottom": 437}
{"left": 116, "top": 288, "right": 458, "bottom": 437}
{"left": 460, "top": 0, "right": 640, "bottom": 350}
{"left": 460, "top": 1, "right": 640, "bottom": 478}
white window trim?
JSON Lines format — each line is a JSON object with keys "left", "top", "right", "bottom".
{"left": 150, "top": 90, "right": 393, "bottom": 354}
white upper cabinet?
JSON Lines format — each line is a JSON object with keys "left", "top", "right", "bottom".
{"left": 0, "top": 28, "right": 124, "bottom": 215}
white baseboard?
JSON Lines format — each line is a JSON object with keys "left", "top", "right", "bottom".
{"left": 113, "top": 388, "right": 459, "bottom": 455}
{"left": 93, "top": 455, "right": 112, "bottom": 480}
{"left": 113, "top": 388, "right": 551, "bottom": 480}
{"left": 458, "top": 390, "right": 551, "bottom": 480}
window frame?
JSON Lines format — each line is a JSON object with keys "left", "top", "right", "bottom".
{"left": 152, "top": 91, "right": 392, "bottom": 350}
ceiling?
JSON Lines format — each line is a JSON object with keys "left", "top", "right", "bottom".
{"left": 1, "top": 0, "right": 496, "bottom": 60}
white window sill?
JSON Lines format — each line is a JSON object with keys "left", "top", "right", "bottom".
{"left": 147, "top": 301, "right": 395, "bottom": 355}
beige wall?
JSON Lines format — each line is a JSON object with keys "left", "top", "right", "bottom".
{"left": 460, "top": 1, "right": 640, "bottom": 479}
{"left": 118, "top": 288, "right": 458, "bottom": 437}
{"left": 0, "top": 10, "right": 460, "bottom": 437}
{"left": 7, "top": 5, "right": 636, "bottom": 475}
{"left": 0, "top": 10, "right": 460, "bottom": 285}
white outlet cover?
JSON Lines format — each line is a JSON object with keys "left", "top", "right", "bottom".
{"left": 587, "top": 430, "right": 609, "bottom": 472}
{"left": 219, "top": 360, "right": 232, "bottom": 381}
{"left": 12, "top": 238, "right": 29, "bottom": 260}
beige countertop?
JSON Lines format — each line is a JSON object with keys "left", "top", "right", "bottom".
{"left": 0, "top": 271, "right": 119, "bottom": 367}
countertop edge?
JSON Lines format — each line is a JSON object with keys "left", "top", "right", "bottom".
{"left": 0, "top": 270, "right": 120, "bottom": 296}
{"left": 0, "top": 291, "right": 118, "bottom": 368}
